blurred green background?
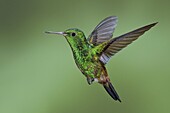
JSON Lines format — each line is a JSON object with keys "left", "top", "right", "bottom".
{"left": 0, "top": 0, "right": 169, "bottom": 113}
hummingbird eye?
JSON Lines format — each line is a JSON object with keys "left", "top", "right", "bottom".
{"left": 71, "top": 32, "right": 76, "bottom": 37}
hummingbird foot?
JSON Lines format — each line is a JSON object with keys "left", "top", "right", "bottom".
{"left": 86, "top": 77, "right": 94, "bottom": 85}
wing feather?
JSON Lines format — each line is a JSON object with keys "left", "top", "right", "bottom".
{"left": 88, "top": 16, "right": 118, "bottom": 45}
{"left": 100, "top": 22, "right": 158, "bottom": 64}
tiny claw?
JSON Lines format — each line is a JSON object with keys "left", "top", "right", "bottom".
{"left": 87, "top": 77, "right": 94, "bottom": 85}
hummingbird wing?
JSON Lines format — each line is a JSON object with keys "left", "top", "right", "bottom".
{"left": 88, "top": 16, "right": 118, "bottom": 46}
{"left": 100, "top": 22, "right": 158, "bottom": 64}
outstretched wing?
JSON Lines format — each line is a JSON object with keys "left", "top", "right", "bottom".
{"left": 88, "top": 16, "right": 118, "bottom": 46}
{"left": 100, "top": 22, "right": 158, "bottom": 64}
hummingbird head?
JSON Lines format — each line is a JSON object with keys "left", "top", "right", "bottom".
{"left": 63, "top": 28, "right": 85, "bottom": 40}
{"left": 45, "top": 28, "right": 89, "bottom": 49}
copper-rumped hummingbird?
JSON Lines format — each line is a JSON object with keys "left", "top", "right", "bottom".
{"left": 45, "top": 16, "right": 157, "bottom": 102}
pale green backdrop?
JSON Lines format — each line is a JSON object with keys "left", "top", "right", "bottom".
{"left": 0, "top": 0, "right": 169, "bottom": 113}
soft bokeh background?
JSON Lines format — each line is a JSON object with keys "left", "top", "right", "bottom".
{"left": 0, "top": 0, "right": 169, "bottom": 113}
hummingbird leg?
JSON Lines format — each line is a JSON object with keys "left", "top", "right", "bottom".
{"left": 86, "top": 77, "right": 94, "bottom": 85}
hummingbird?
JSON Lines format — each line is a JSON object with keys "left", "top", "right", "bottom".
{"left": 45, "top": 16, "right": 157, "bottom": 102}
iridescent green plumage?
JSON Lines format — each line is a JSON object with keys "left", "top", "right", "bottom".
{"left": 46, "top": 16, "right": 157, "bottom": 102}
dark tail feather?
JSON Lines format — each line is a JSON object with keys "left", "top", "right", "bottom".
{"left": 103, "top": 81, "right": 121, "bottom": 102}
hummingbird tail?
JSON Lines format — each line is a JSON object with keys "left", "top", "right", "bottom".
{"left": 103, "top": 81, "right": 121, "bottom": 102}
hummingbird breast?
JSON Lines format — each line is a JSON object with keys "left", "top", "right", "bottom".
{"left": 73, "top": 50, "right": 105, "bottom": 79}
{"left": 68, "top": 40, "right": 107, "bottom": 80}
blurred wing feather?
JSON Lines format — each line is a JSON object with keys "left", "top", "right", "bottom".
{"left": 88, "top": 16, "right": 118, "bottom": 45}
{"left": 100, "top": 22, "right": 158, "bottom": 64}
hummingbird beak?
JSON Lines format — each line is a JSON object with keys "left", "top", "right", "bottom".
{"left": 45, "top": 31, "right": 67, "bottom": 36}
